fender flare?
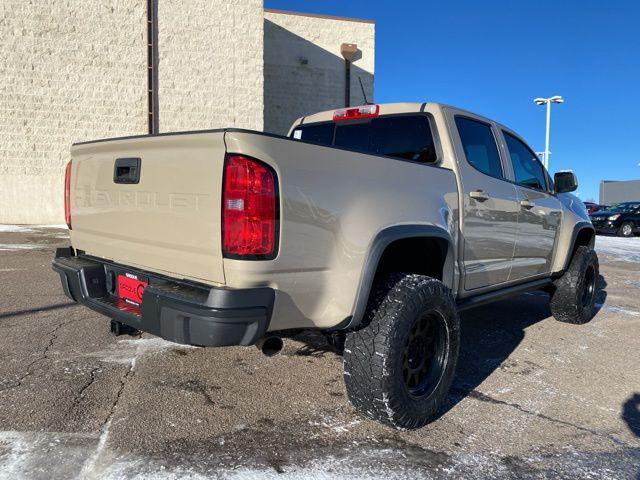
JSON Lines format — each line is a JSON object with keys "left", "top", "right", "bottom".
{"left": 339, "top": 224, "right": 455, "bottom": 330}
{"left": 561, "top": 221, "right": 596, "bottom": 272}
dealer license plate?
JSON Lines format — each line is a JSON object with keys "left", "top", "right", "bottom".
{"left": 117, "top": 273, "right": 147, "bottom": 305}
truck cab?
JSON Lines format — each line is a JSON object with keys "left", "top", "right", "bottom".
{"left": 290, "top": 103, "right": 591, "bottom": 297}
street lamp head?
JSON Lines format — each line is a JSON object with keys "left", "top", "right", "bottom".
{"left": 534, "top": 95, "right": 564, "bottom": 105}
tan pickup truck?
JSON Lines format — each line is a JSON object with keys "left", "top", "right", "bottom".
{"left": 53, "top": 102, "right": 598, "bottom": 429}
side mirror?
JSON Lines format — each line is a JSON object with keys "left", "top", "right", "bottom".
{"left": 554, "top": 171, "right": 578, "bottom": 194}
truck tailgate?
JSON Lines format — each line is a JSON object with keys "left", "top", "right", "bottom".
{"left": 69, "top": 132, "right": 226, "bottom": 285}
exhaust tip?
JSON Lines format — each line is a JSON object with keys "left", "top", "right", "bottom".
{"left": 256, "top": 336, "right": 283, "bottom": 357}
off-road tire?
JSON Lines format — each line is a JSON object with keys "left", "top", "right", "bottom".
{"left": 617, "top": 222, "right": 634, "bottom": 238}
{"left": 343, "top": 274, "right": 460, "bottom": 430}
{"left": 550, "top": 246, "right": 599, "bottom": 324}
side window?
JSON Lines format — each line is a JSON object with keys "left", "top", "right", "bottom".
{"left": 455, "top": 117, "right": 504, "bottom": 179}
{"left": 503, "top": 132, "right": 548, "bottom": 191}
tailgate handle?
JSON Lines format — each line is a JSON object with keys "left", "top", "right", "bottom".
{"left": 114, "top": 157, "right": 141, "bottom": 184}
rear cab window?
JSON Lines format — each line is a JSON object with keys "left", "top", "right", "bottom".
{"left": 292, "top": 123, "right": 334, "bottom": 144}
{"left": 291, "top": 114, "right": 438, "bottom": 164}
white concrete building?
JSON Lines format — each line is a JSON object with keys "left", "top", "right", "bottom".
{"left": 0, "top": 1, "right": 374, "bottom": 224}
{"left": 600, "top": 180, "right": 640, "bottom": 204}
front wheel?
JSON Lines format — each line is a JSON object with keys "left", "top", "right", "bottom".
{"left": 550, "top": 247, "right": 599, "bottom": 324}
{"left": 343, "top": 274, "right": 460, "bottom": 430}
{"left": 618, "top": 222, "right": 634, "bottom": 237}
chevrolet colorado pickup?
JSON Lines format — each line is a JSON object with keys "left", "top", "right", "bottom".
{"left": 53, "top": 102, "right": 598, "bottom": 429}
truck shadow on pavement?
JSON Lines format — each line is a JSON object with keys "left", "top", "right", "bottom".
{"left": 288, "top": 330, "right": 340, "bottom": 357}
{"left": 0, "top": 301, "right": 76, "bottom": 320}
{"left": 446, "top": 292, "right": 554, "bottom": 411}
{"left": 622, "top": 393, "right": 640, "bottom": 437}
{"left": 288, "top": 276, "right": 609, "bottom": 417}
{"left": 443, "top": 275, "right": 607, "bottom": 415}
{"left": 621, "top": 393, "right": 640, "bottom": 480}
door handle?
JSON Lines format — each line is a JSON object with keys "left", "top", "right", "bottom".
{"left": 520, "top": 199, "right": 535, "bottom": 209}
{"left": 469, "top": 190, "right": 489, "bottom": 202}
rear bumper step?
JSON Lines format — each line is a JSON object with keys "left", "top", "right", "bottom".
{"left": 52, "top": 248, "right": 274, "bottom": 347}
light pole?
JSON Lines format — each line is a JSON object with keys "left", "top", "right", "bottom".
{"left": 533, "top": 95, "right": 564, "bottom": 170}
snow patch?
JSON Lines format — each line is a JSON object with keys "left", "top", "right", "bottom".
{"left": 97, "top": 451, "right": 433, "bottom": 480}
{"left": 595, "top": 236, "right": 640, "bottom": 262}
{"left": 89, "top": 446, "right": 632, "bottom": 480}
{"left": 307, "top": 414, "right": 361, "bottom": 434}
{"left": 0, "top": 225, "right": 35, "bottom": 233}
{"left": 596, "top": 303, "right": 640, "bottom": 317}
{"left": 0, "top": 430, "right": 98, "bottom": 480}
{"left": 0, "top": 224, "right": 68, "bottom": 233}
{"left": 1, "top": 431, "right": 634, "bottom": 480}
{"left": 77, "top": 418, "right": 115, "bottom": 480}
{"left": 0, "top": 243, "right": 43, "bottom": 251}
{"left": 88, "top": 338, "right": 195, "bottom": 364}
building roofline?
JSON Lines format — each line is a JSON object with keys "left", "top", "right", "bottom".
{"left": 601, "top": 179, "right": 640, "bottom": 183}
{"left": 264, "top": 7, "right": 374, "bottom": 24}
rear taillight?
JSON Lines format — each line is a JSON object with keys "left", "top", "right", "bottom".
{"left": 333, "top": 104, "right": 379, "bottom": 121}
{"left": 222, "top": 154, "right": 277, "bottom": 259}
{"left": 64, "top": 161, "right": 72, "bottom": 229}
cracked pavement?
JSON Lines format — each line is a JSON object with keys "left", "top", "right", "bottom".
{"left": 0, "top": 226, "right": 639, "bottom": 479}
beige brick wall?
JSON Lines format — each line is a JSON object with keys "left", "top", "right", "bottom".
{"left": 263, "top": 9, "right": 375, "bottom": 135}
{"left": 157, "top": 0, "right": 264, "bottom": 133}
{"left": 0, "top": 3, "right": 373, "bottom": 223}
{"left": 0, "top": 0, "right": 147, "bottom": 224}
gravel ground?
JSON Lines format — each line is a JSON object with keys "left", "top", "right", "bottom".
{"left": 0, "top": 227, "right": 638, "bottom": 479}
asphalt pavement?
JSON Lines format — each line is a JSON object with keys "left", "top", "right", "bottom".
{"left": 0, "top": 226, "right": 639, "bottom": 479}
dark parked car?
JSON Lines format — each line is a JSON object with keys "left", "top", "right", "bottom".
{"left": 584, "top": 202, "right": 609, "bottom": 215}
{"left": 590, "top": 202, "right": 640, "bottom": 237}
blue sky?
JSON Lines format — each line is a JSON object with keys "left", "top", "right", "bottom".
{"left": 265, "top": 0, "right": 640, "bottom": 202}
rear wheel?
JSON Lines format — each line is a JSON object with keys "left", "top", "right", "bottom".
{"left": 343, "top": 274, "right": 460, "bottom": 430}
{"left": 550, "top": 247, "right": 599, "bottom": 324}
{"left": 618, "top": 222, "right": 634, "bottom": 237}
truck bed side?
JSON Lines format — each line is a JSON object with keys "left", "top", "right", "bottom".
{"left": 223, "top": 131, "right": 459, "bottom": 330}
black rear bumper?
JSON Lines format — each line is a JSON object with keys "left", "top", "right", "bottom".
{"left": 52, "top": 248, "right": 274, "bottom": 347}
